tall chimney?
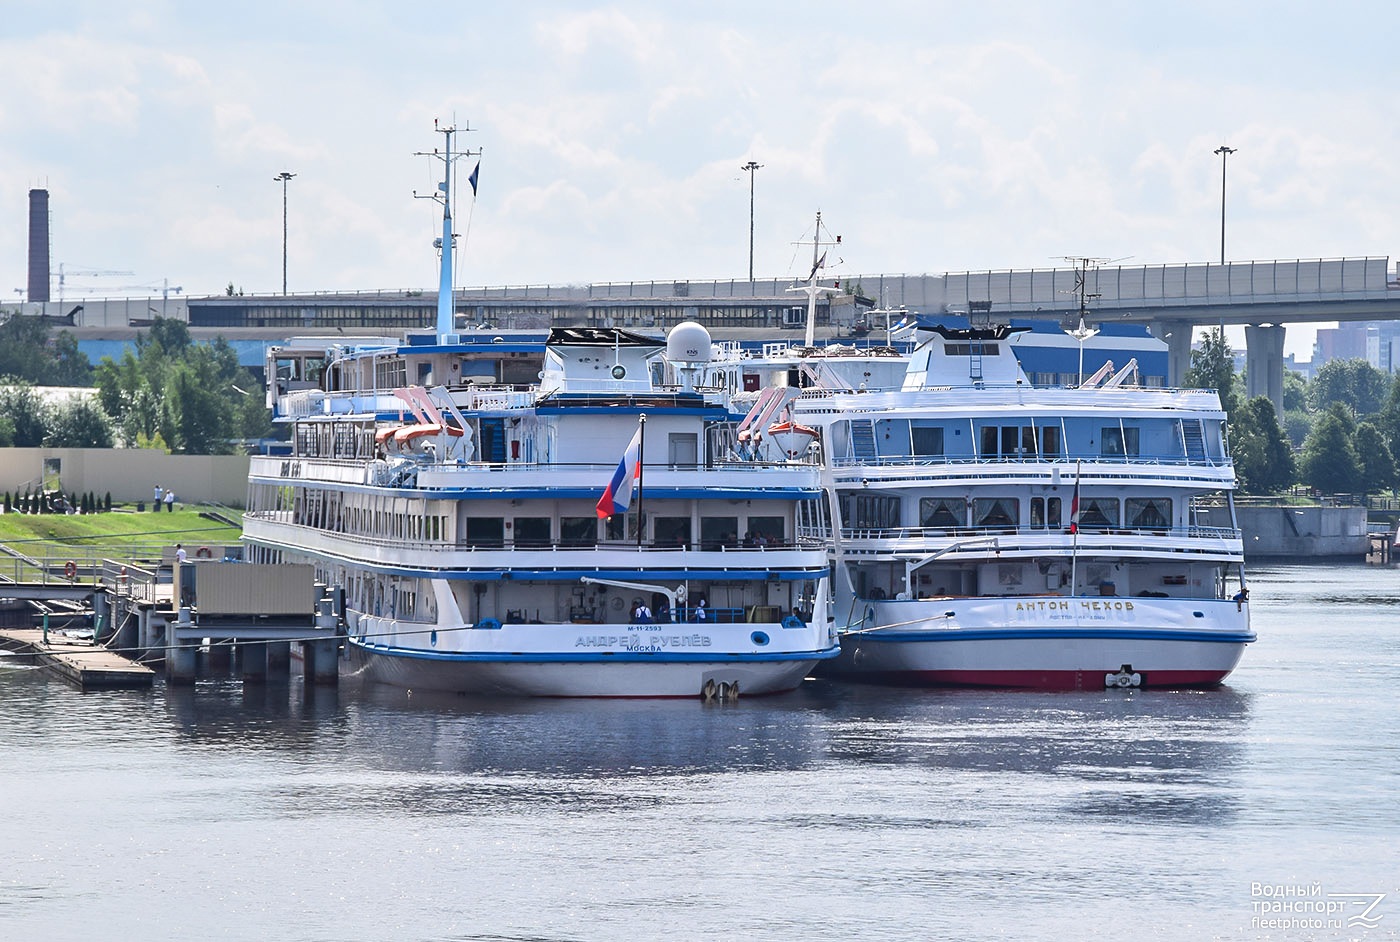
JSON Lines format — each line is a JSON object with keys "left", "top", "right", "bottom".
{"left": 28, "top": 188, "right": 50, "bottom": 303}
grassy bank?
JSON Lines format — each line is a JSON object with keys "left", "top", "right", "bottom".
{"left": 0, "top": 507, "right": 242, "bottom": 556}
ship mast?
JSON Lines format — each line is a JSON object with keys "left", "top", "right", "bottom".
{"left": 786, "top": 211, "right": 842, "bottom": 348}
{"left": 415, "top": 120, "right": 480, "bottom": 342}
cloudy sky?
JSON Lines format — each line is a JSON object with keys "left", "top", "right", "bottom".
{"left": 4, "top": 1, "right": 1397, "bottom": 357}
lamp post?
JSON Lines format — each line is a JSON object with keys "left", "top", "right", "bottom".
{"left": 1213, "top": 146, "right": 1236, "bottom": 265}
{"left": 275, "top": 171, "right": 296, "bottom": 295}
{"left": 741, "top": 160, "right": 763, "bottom": 282}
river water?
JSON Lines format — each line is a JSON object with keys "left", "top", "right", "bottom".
{"left": 2, "top": 563, "right": 1397, "bottom": 942}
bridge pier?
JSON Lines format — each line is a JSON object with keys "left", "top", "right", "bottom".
{"left": 1151, "top": 319, "right": 1196, "bottom": 387}
{"left": 1245, "top": 324, "right": 1286, "bottom": 417}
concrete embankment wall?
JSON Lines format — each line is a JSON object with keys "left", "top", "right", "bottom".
{"left": 0, "top": 448, "right": 249, "bottom": 507}
{"left": 1237, "top": 504, "right": 1370, "bottom": 560}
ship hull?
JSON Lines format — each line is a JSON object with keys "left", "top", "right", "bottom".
{"left": 825, "top": 596, "right": 1253, "bottom": 690}
{"left": 344, "top": 639, "right": 834, "bottom": 698}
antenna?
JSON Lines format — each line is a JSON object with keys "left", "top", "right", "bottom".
{"left": 413, "top": 122, "right": 481, "bottom": 341}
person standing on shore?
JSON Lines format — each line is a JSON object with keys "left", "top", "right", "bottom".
{"left": 164, "top": 489, "right": 176, "bottom": 512}
{"left": 153, "top": 484, "right": 163, "bottom": 511}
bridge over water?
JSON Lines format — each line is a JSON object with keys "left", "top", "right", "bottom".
{"left": 9, "top": 256, "right": 1399, "bottom": 413}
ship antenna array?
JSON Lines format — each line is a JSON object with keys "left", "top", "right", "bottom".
{"left": 413, "top": 119, "right": 481, "bottom": 341}
{"left": 785, "top": 210, "right": 845, "bottom": 348}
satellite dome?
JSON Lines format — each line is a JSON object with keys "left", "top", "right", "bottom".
{"left": 666, "top": 321, "right": 712, "bottom": 363}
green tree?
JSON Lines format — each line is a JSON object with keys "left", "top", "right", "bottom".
{"left": 1183, "top": 327, "right": 1243, "bottom": 416}
{"left": 44, "top": 397, "right": 116, "bottom": 449}
{"left": 1309, "top": 358, "right": 1388, "bottom": 416}
{"left": 1282, "top": 369, "right": 1308, "bottom": 412}
{"left": 91, "top": 316, "right": 269, "bottom": 454}
{"left": 0, "top": 381, "right": 49, "bottom": 446}
{"left": 1355, "top": 421, "right": 1397, "bottom": 494}
{"left": 163, "top": 361, "right": 234, "bottom": 454}
{"left": 0, "top": 316, "right": 92, "bottom": 386}
{"left": 1231, "top": 396, "right": 1295, "bottom": 494}
{"left": 1298, "top": 403, "right": 1360, "bottom": 495}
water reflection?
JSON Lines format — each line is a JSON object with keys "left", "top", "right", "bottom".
{"left": 154, "top": 671, "right": 1254, "bottom": 829}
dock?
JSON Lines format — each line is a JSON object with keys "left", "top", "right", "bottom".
{"left": 0, "top": 628, "right": 155, "bottom": 690}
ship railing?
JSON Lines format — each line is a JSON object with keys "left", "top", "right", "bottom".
{"left": 241, "top": 515, "right": 824, "bottom": 556}
{"left": 831, "top": 453, "right": 1230, "bottom": 470}
{"left": 838, "top": 524, "right": 1241, "bottom": 544}
{"left": 251, "top": 455, "right": 820, "bottom": 477}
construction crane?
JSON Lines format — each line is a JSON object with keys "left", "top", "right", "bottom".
{"left": 54, "top": 263, "right": 135, "bottom": 302}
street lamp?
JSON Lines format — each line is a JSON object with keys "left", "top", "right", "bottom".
{"left": 275, "top": 171, "right": 296, "bottom": 295}
{"left": 741, "top": 160, "right": 763, "bottom": 282}
{"left": 1213, "top": 146, "right": 1236, "bottom": 265}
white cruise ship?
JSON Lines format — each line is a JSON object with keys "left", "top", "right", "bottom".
{"left": 782, "top": 323, "right": 1254, "bottom": 689}
{"left": 240, "top": 126, "right": 836, "bottom": 698}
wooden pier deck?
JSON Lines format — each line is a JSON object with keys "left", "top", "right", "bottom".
{"left": 0, "top": 628, "right": 155, "bottom": 690}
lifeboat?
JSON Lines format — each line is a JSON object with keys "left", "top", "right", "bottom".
{"left": 766, "top": 419, "right": 819, "bottom": 458}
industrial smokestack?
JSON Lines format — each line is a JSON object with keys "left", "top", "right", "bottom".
{"left": 28, "top": 188, "right": 50, "bottom": 303}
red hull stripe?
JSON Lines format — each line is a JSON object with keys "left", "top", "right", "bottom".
{"left": 851, "top": 668, "right": 1231, "bottom": 690}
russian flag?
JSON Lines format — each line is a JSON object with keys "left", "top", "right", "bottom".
{"left": 1069, "top": 471, "right": 1081, "bottom": 534}
{"left": 596, "top": 426, "right": 643, "bottom": 519}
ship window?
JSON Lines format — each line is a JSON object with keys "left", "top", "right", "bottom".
{"left": 1077, "top": 497, "right": 1118, "bottom": 529}
{"left": 973, "top": 497, "right": 1019, "bottom": 529}
{"left": 1030, "top": 497, "right": 1062, "bottom": 529}
{"left": 513, "top": 517, "right": 551, "bottom": 547}
{"left": 605, "top": 514, "right": 629, "bottom": 541}
{"left": 656, "top": 516, "right": 693, "bottom": 548}
{"left": 560, "top": 517, "right": 598, "bottom": 547}
{"left": 668, "top": 433, "right": 699, "bottom": 466}
{"left": 911, "top": 425, "right": 944, "bottom": 456}
{"left": 841, "top": 495, "right": 900, "bottom": 530}
{"left": 1126, "top": 498, "right": 1171, "bottom": 529}
{"left": 1040, "top": 426, "right": 1060, "bottom": 457}
{"left": 1100, "top": 426, "right": 1140, "bottom": 457}
{"left": 700, "top": 516, "right": 738, "bottom": 549}
{"left": 465, "top": 517, "right": 505, "bottom": 547}
{"left": 746, "top": 516, "right": 785, "bottom": 545}
{"left": 920, "top": 498, "right": 965, "bottom": 529}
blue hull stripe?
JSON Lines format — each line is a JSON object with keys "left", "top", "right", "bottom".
{"left": 349, "top": 638, "right": 842, "bottom": 664}
{"left": 853, "top": 628, "right": 1257, "bottom": 644}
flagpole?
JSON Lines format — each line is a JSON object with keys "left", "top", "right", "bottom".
{"left": 636, "top": 414, "right": 647, "bottom": 550}
{"left": 1069, "top": 459, "right": 1082, "bottom": 597}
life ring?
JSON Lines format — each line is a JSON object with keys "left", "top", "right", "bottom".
{"left": 195, "top": 546, "right": 213, "bottom": 559}
{"left": 63, "top": 560, "right": 77, "bottom": 579}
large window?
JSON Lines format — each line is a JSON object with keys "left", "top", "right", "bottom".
{"left": 700, "top": 516, "right": 738, "bottom": 549}
{"left": 1126, "top": 497, "right": 1171, "bottom": 530}
{"left": 842, "top": 495, "right": 901, "bottom": 530}
{"left": 911, "top": 425, "right": 944, "bottom": 457}
{"left": 973, "top": 497, "right": 1019, "bottom": 529}
{"left": 655, "top": 516, "right": 692, "bottom": 548}
{"left": 746, "top": 515, "right": 785, "bottom": 545}
{"left": 1076, "top": 497, "right": 1118, "bottom": 529}
{"left": 1101, "top": 426, "right": 1140, "bottom": 457}
{"left": 513, "top": 517, "right": 551, "bottom": 547}
{"left": 920, "top": 497, "right": 965, "bottom": 529}
{"left": 978, "top": 425, "right": 1042, "bottom": 458}
{"left": 465, "top": 517, "right": 505, "bottom": 547}
{"left": 560, "top": 516, "right": 598, "bottom": 547}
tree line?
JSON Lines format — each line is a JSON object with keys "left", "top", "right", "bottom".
{"left": 0, "top": 315, "right": 270, "bottom": 453}
{"left": 1186, "top": 328, "right": 1400, "bottom": 496}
